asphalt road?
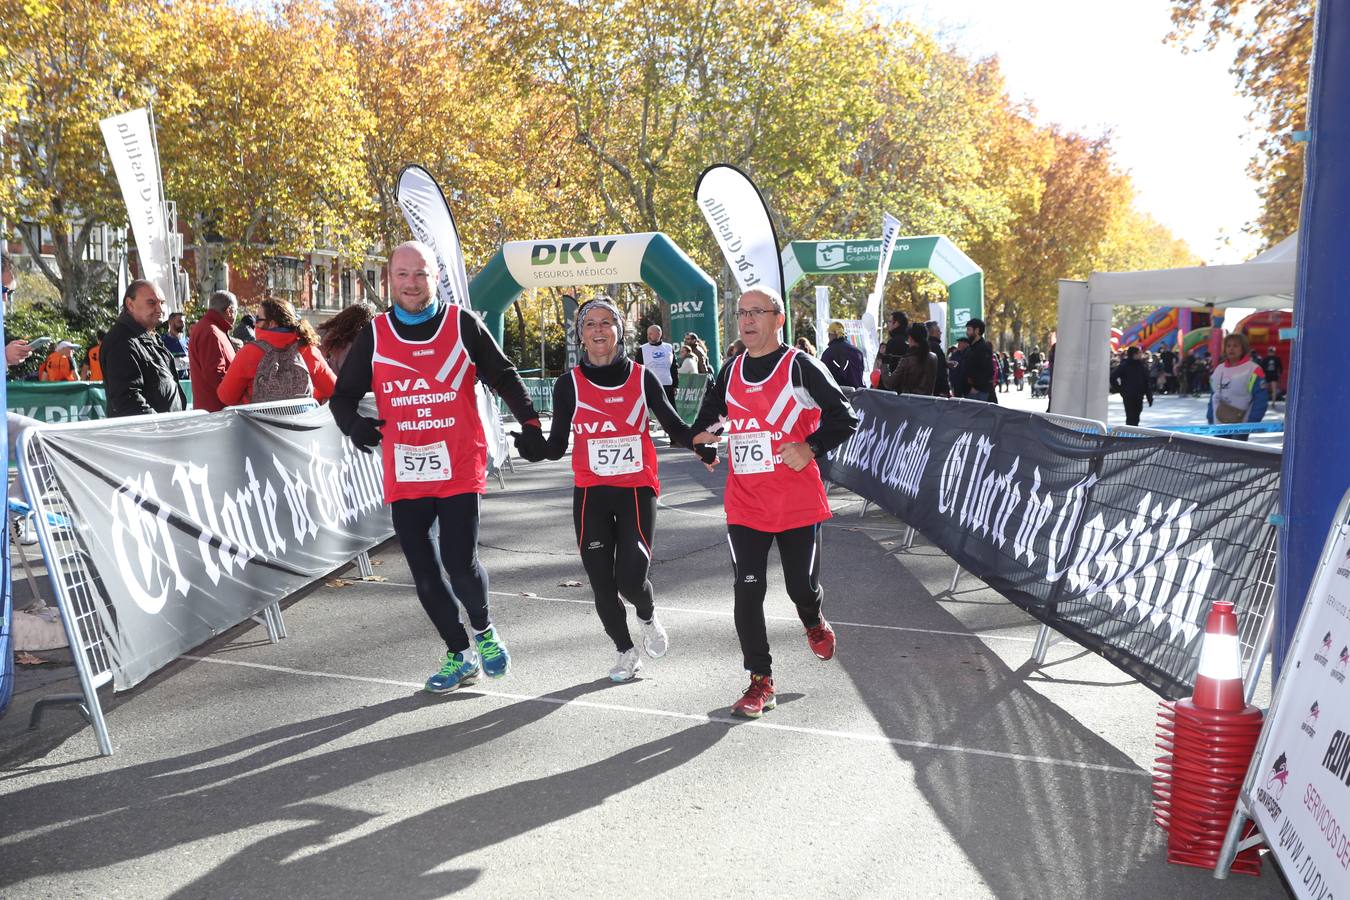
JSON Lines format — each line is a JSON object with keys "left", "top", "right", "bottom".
{"left": 0, "top": 445, "right": 1289, "bottom": 898}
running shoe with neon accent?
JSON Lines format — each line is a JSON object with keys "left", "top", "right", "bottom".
{"left": 806, "top": 617, "right": 836, "bottom": 660}
{"left": 640, "top": 615, "right": 669, "bottom": 658}
{"left": 425, "top": 651, "right": 480, "bottom": 694}
{"left": 731, "top": 674, "right": 776, "bottom": 718}
{"left": 609, "top": 648, "right": 643, "bottom": 682}
{"left": 475, "top": 628, "right": 510, "bottom": 678}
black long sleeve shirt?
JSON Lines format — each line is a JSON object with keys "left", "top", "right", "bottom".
{"left": 690, "top": 345, "right": 858, "bottom": 457}
{"left": 329, "top": 306, "right": 537, "bottom": 435}
{"left": 545, "top": 357, "right": 698, "bottom": 460}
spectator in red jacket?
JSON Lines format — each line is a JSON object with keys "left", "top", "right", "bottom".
{"left": 218, "top": 297, "right": 336, "bottom": 406}
{"left": 189, "top": 290, "right": 238, "bottom": 412}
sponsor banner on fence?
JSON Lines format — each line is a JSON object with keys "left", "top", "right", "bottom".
{"left": 519, "top": 378, "right": 554, "bottom": 416}
{"left": 820, "top": 391, "right": 1281, "bottom": 698}
{"left": 8, "top": 381, "right": 198, "bottom": 424}
{"left": 674, "top": 373, "right": 709, "bottom": 424}
{"left": 8, "top": 381, "right": 109, "bottom": 423}
{"left": 34, "top": 405, "right": 392, "bottom": 689}
{"left": 1244, "top": 522, "right": 1350, "bottom": 896}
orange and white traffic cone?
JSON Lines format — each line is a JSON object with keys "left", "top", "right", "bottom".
{"left": 1152, "top": 600, "right": 1264, "bottom": 875}
{"left": 1192, "top": 600, "right": 1244, "bottom": 712}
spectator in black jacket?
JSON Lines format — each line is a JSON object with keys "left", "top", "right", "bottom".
{"left": 877, "top": 310, "right": 909, "bottom": 372}
{"left": 926, "top": 321, "right": 951, "bottom": 397}
{"left": 102, "top": 279, "right": 187, "bottom": 418}
{"left": 959, "top": 317, "right": 996, "bottom": 402}
{"left": 1109, "top": 345, "right": 1153, "bottom": 426}
{"left": 820, "top": 321, "right": 864, "bottom": 388}
{"left": 881, "top": 323, "right": 939, "bottom": 396}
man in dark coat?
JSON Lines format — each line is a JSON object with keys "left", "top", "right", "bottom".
{"left": 926, "top": 321, "right": 951, "bottom": 397}
{"left": 1109, "top": 345, "right": 1153, "bottom": 426}
{"left": 958, "top": 317, "right": 996, "bottom": 402}
{"left": 820, "top": 321, "right": 865, "bottom": 388}
{"left": 102, "top": 279, "right": 187, "bottom": 418}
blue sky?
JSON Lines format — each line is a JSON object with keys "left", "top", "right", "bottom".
{"left": 898, "top": 0, "right": 1265, "bottom": 264}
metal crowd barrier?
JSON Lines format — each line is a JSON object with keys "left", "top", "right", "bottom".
{"left": 15, "top": 398, "right": 378, "bottom": 756}
{"left": 842, "top": 393, "right": 1278, "bottom": 695}
{"left": 18, "top": 408, "right": 208, "bottom": 756}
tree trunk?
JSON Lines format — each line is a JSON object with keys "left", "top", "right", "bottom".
{"left": 511, "top": 298, "right": 528, "bottom": 363}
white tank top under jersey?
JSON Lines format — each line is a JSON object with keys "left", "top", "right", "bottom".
{"left": 640, "top": 342, "right": 675, "bottom": 386}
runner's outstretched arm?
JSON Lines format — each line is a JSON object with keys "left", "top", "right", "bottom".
{"left": 544, "top": 375, "right": 575, "bottom": 460}
{"left": 643, "top": 368, "right": 698, "bottom": 449}
{"left": 462, "top": 309, "right": 538, "bottom": 425}
{"left": 792, "top": 354, "right": 858, "bottom": 456}
{"left": 329, "top": 325, "right": 375, "bottom": 436}
{"left": 689, "top": 359, "right": 732, "bottom": 436}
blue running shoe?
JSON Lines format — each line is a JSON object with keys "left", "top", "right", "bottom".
{"left": 425, "top": 651, "right": 480, "bottom": 694}
{"left": 475, "top": 628, "right": 510, "bottom": 678}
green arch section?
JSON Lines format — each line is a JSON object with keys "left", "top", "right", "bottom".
{"left": 469, "top": 232, "right": 721, "bottom": 370}
{"left": 781, "top": 235, "right": 984, "bottom": 338}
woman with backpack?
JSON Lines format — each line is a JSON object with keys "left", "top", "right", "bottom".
{"left": 218, "top": 297, "right": 337, "bottom": 406}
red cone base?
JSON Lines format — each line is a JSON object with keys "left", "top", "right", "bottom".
{"left": 1152, "top": 700, "right": 1264, "bottom": 876}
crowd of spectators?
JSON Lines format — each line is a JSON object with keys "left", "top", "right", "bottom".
{"left": 3, "top": 259, "right": 371, "bottom": 421}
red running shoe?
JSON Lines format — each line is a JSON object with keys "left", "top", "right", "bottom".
{"left": 806, "top": 618, "right": 836, "bottom": 660}
{"left": 731, "top": 674, "right": 776, "bottom": 718}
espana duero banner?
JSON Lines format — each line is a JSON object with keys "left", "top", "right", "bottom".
{"left": 820, "top": 391, "right": 1281, "bottom": 699}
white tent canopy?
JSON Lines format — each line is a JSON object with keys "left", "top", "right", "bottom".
{"left": 1052, "top": 234, "right": 1297, "bottom": 421}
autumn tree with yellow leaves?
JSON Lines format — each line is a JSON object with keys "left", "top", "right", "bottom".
{"left": 2, "top": 0, "right": 1234, "bottom": 352}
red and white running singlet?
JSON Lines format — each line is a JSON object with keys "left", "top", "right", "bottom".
{"left": 570, "top": 363, "right": 659, "bottom": 491}
{"left": 371, "top": 308, "right": 486, "bottom": 502}
{"left": 722, "top": 348, "right": 831, "bottom": 531}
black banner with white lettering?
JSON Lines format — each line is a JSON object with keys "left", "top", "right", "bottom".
{"left": 33, "top": 405, "right": 392, "bottom": 689}
{"left": 820, "top": 392, "right": 1281, "bottom": 699}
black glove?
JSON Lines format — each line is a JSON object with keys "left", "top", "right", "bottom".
{"left": 512, "top": 423, "right": 547, "bottom": 462}
{"left": 695, "top": 443, "right": 717, "bottom": 466}
{"left": 349, "top": 416, "right": 385, "bottom": 454}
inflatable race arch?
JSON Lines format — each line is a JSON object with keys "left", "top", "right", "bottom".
{"left": 469, "top": 232, "right": 722, "bottom": 369}
{"left": 781, "top": 235, "right": 984, "bottom": 340}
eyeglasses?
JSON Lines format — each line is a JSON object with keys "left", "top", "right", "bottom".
{"left": 735, "top": 308, "right": 776, "bottom": 319}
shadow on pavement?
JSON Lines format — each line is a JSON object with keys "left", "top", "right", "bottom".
{"left": 163, "top": 720, "right": 729, "bottom": 898}
{"left": 2, "top": 678, "right": 717, "bottom": 893}
{"left": 826, "top": 525, "right": 1274, "bottom": 898}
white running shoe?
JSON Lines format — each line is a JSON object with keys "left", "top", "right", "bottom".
{"left": 609, "top": 648, "right": 643, "bottom": 682}
{"left": 640, "top": 615, "right": 669, "bottom": 659}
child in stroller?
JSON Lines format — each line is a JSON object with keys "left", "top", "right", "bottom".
{"left": 1030, "top": 366, "right": 1050, "bottom": 399}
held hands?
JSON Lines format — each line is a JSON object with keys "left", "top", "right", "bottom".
{"left": 778, "top": 442, "right": 814, "bottom": 472}
{"left": 691, "top": 431, "right": 721, "bottom": 471}
{"left": 349, "top": 416, "right": 386, "bottom": 453}
{"left": 512, "top": 422, "right": 548, "bottom": 462}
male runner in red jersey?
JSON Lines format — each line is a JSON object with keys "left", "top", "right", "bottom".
{"left": 691, "top": 287, "right": 857, "bottom": 717}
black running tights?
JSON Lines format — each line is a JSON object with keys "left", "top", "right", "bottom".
{"left": 573, "top": 485, "right": 657, "bottom": 652}
{"left": 391, "top": 493, "right": 490, "bottom": 653}
{"left": 727, "top": 523, "right": 824, "bottom": 677}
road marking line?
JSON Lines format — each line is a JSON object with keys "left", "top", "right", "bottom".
{"left": 179, "top": 654, "right": 1146, "bottom": 777}
{"left": 355, "top": 582, "right": 1036, "bottom": 643}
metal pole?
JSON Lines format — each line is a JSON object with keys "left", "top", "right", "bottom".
{"left": 949, "top": 563, "right": 962, "bottom": 593}
{"left": 1031, "top": 623, "right": 1054, "bottom": 665}
{"left": 146, "top": 99, "right": 178, "bottom": 310}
